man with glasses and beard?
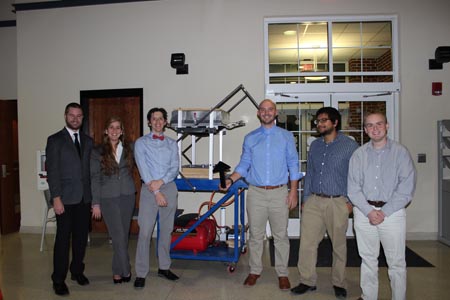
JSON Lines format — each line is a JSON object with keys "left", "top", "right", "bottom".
{"left": 291, "top": 107, "right": 358, "bottom": 299}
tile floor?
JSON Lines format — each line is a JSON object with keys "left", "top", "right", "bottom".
{"left": 0, "top": 233, "right": 449, "bottom": 300}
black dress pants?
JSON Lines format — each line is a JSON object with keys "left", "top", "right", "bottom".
{"left": 51, "top": 201, "right": 90, "bottom": 283}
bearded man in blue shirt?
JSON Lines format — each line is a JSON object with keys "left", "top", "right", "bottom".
{"left": 223, "top": 99, "right": 301, "bottom": 291}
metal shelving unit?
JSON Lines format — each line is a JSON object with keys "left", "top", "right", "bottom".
{"left": 438, "top": 120, "right": 450, "bottom": 246}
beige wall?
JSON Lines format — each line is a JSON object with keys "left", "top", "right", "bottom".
{"left": 12, "top": 0, "right": 450, "bottom": 238}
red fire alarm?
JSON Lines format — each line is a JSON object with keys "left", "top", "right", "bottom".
{"left": 432, "top": 82, "right": 442, "bottom": 96}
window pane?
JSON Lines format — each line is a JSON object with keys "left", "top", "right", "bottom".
{"left": 304, "top": 76, "right": 329, "bottom": 83}
{"left": 268, "top": 22, "right": 328, "bottom": 74}
{"left": 338, "top": 101, "right": 387, "bottom": 145}
{"left": 268, "top": 23, "right": 298, "bottom": 48}
{"left": 332, "top": 22, "right": 361, "bottom": 47}
{"left": 362, "top": 49, "right": 392, "bottom": 72}
{"left": 299, "top": 48, "right": 328, "bottom": 72}
{"left": 362, "top": 21, "right": 392, "bottom": 47}
{"left": 299, "top": 22, "right": 328, "bottom": 48}
{"left": 269, "top": 76, "right": 300, "bottom": 84}
{"left": 269, "top": 49, "right": 298, "bottom": 69}
{"left": 333, "top": 48, "right": 361, "bottom": 69}
{"left": 333, "top": 75, "right": 362, "bottom": 83}
{"left": 269, "top": 76, "right": 329, "bottom": 84}
{"left": 362, "top": 75, "right": 393, "bottom": 82}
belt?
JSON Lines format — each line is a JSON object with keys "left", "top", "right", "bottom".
{"left": 255, "top": 184, "right": 285, "bottom": 190}
{"left": 312, "top": 192, "right": 342, "bottom": 198}
{"left": 367, "top": 200, "right": 386, "bottom": 208}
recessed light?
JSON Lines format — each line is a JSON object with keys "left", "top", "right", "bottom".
{"left": 284, "top": 30, "right": 296, "bottom": 36}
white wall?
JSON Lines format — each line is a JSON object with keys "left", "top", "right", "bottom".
{"left": 14, "top": 0, "right": 450, "bottom": 238}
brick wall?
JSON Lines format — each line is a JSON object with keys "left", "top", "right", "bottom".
{"left": 348, "top": 49, "right": 392, "bottom": 83}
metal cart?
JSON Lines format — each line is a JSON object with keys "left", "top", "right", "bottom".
{"left": 158, "top": 85, "right": 257, "bottom": 271}
{"left": 169, "top": 178, "right": 248, "bottom": 272}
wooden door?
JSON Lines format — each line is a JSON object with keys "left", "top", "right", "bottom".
{"left": 81, "top": 89, "right": 143, "bottom": 234}
{"left": 0, "top": 100, "right": 21, "bottom": 234}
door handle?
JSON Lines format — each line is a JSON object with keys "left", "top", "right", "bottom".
{"left": 2, "top": 164, "right": 7, "bottom": 178}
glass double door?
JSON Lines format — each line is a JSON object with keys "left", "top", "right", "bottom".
{"left": 273, "top": 92, "right": 395, "bottom": 237}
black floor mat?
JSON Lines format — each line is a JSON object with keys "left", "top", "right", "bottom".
{"left": 269, "top": 238, "right": 434, "bottom": 267}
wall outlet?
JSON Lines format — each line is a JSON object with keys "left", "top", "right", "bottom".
{"left": 418, "top": 153, "right": 426, "bottom": 163}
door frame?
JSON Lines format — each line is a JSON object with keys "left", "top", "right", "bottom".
{"left": 80, "top": 88, "right": 144, "bottom": 233}
{"left": 80, "top": 88, "right": 144, "bottom": 137}
{"left": 0, "top": 99, "right": 21, "bottom": 234}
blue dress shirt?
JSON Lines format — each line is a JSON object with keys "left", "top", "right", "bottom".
{"left": 134, "top": 133, "right": 179, "bottom": 185}
{"left": 303, "top": 132, "right": 358, "bottom": 200}
{"left": 235, "top": 125, "right": 301, "bottom": 186}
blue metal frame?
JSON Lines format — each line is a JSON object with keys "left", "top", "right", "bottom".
{"left": 162, "top": 178, "right": 247, "bottom": 264}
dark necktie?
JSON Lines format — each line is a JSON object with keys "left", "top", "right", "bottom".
{"left": 74, "top": 133, "right": 81, "bottom": 157}
{"left": 152, "top": 134, "right": 164, "bottom": 141}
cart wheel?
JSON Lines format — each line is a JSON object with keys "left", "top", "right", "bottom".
{"left": 227, "top": 264, "right": 236, "bottom": 273}
{"left": 240, "top": 245, "right": 247, "bottom": 254}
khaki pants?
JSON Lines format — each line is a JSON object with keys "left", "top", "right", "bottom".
{"left": 247, "top": 185, "right": 290, "bottom": 277}
{"left": 297, "top": 194, "right": 349, "bottom": 288}
{"left": 354, "top": 207, "right": 406, "bottom": 300}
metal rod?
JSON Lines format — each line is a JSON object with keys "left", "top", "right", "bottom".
{"left": 227, "top": 95, "right": 247, "bottom": 113}
{"left": 194, "top": 84, "right": 245, "bottom": 126}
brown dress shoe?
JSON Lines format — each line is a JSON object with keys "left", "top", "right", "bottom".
{"left": 278, "top": 276, "right": 291, "bottom": 290}
{"left": 243, "top": 273, "right": 260, "bottom": 286}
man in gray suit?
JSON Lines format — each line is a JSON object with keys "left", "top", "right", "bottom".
{"left": 46, "top": 102, "right": 94, "bottom": 296}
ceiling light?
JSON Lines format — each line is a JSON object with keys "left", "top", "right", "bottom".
{"left": 305, "top": 76, "right": 326, "bottom": 81}
{"left": 283, "top": 30, "right": 296, "bottom": 36}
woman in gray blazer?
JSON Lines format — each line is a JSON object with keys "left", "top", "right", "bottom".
{"left": 90, "top": 117, "right": 136, "bottom": 284}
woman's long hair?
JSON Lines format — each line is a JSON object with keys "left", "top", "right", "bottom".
{"left": 100, "top": 117, "right": 134, "bottom": 176}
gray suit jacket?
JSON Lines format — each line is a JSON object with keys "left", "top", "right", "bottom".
{"left": 46, "top": 128, "right": 93, "bottom": 205}
{"left": 90, "top": 144, "right": 136, "bottom": 205}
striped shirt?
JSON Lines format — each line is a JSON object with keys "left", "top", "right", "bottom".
{"left": 347, "top": 138, "right": 416, "bottom": 217}
{"left": 303, "top": 132, "right": 358, "bottom": 201}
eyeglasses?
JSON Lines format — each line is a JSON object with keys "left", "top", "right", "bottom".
{"left": 314, "top": 118, "right": 330, "bottom": 125}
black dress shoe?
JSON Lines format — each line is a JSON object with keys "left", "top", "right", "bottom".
{"left": 134, "top": 277, "right": 145, "bottom": 289}
{"left": 333, "top": 285, "right": 347, "bottom": 299}
{"left": 158, "top": 269, "right": 179, "bottom": 281}
{"left": 53, "top": 282, "right": 69, "bottom": 296}
{"left": 122, "top": 273, "right": 132, "bottom": 283}
{"left": 290, "top": 283, "right": 317, "bottom": 295}
{"left": 71, "top": 273, "right": 90, "bottom": 286}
